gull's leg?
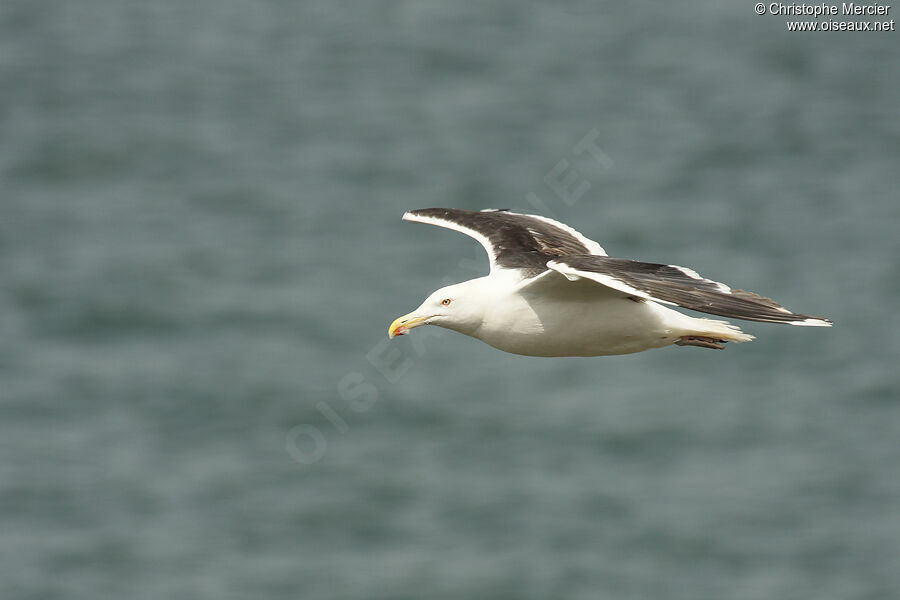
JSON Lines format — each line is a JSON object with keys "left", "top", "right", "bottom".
{"left": 675, "top": 336, "right": 726, "bottom": 350}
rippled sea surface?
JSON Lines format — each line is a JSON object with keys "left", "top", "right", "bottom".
{"left": 2, "top": 2, "right": 899, "bottom": 599}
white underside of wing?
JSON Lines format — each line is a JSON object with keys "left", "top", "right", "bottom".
{"left": 545, "top": 260, "right": 671, "bottom": 304}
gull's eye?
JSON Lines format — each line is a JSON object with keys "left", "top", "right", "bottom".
{"left": 441, "top": 298, "right": 452, "bottom": 306}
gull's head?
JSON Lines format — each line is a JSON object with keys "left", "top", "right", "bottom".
{"left": 388, "top": 280, "right": 485, "bottom": 338}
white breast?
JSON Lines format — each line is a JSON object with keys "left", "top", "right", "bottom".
{"left": 470, "top": 284, "right": 674, "bottom": 356}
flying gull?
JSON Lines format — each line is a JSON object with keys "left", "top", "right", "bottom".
{"left": 388, "top": 208, "right": 831, "bottom": 356}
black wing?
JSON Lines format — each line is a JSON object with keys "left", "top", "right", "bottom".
{"left": 548, "top": 256, "right": 832, "bottom": 326}
{"left": 403, "top": 208, "right": 606, "bottom": 274}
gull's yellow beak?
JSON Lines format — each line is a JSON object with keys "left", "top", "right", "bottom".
{"left": 388, "top": 313, "right": 430, "bottom": 338}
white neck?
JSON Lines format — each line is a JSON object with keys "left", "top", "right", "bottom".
{"left": 440, "top": 273, "right": 526, "bottom": 337}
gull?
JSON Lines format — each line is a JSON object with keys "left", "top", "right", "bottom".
{"left": 388, "top": 208, "right": 831, "bottom": 356}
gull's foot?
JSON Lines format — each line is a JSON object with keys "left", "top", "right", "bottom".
{"left": 675, "top": 336, "right": 726, "bottom": 350}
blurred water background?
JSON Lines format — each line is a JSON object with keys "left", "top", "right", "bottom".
{"left": 2, "top": 1, "right": 899, "bottom": 599}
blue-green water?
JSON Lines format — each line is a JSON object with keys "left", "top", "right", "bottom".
{"left": 2, "top": 2, "right": 899, "bottom": 598}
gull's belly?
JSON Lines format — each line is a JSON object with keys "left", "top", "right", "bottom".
{"left": 476, "top": 296, "right": 682, "bottom": 357}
